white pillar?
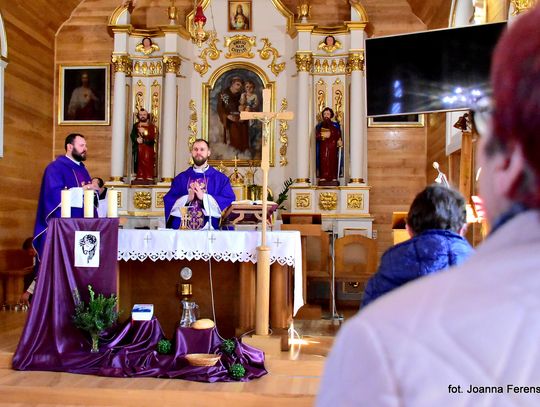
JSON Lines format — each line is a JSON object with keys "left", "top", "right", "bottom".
{"left": 161, "top": 55, "right": 180, "bottom": 183}
{"left": 348, "top": 50, "right": 364, "bottom": 183}
{"left": 295, "top": 52, "right": 313, "bottom": 184}
{"left": 110, "top": 55, "right": 131, "bottom": 183}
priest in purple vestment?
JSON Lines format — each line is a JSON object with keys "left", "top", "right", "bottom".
{"left": 32, "top": 133, "right": 98, "bottom": 263}
{"left": 164, "top": 139, "right": 235, "bottom": 230}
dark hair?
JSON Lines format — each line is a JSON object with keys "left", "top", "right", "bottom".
{"left": 230, "top": 76, "right": 244, "bottom": 86}
{"left": 325, "top": 35, "right": 335, "bottom": 45}
{"left": 322, "top": 107, "right": 335, "bottom": 119}
{"left": 193, "top": 138, "right": 210, "bottom": 149}
{"left": 491, "top": 5, "right": 540, "bottom": 207}
{"left": 92, "top": 177, "right": 104, "bottom": 188}
{"left": 142, "top": 37, "right": 152, "bottom": 46}
{"left": 22, "top": 237, "right": 33, "bottom": 251}
{"left": 64, "top": 133, "right": 84, "bottom": 150}
{"left": 406, "top": 184, "right": 466, "bottom": 235}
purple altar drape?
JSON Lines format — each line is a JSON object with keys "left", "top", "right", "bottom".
{"left": 12, "top": 218, "right": 119, "bottom": 371}
{"left": 12, "top": 218, "right": 267, "bottom": 382}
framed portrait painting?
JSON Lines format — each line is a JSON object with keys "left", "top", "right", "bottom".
{"left": 203, "top": 63, "right": 274, "bottom": 167}
{"left": 228, "top": 1, "right": 252, "bottom": 32}
{"left": 367, "top": 114, "right": 425, "bottom": 128}
{"left": 59, "top": 64, "right": 110, "bottom": 125}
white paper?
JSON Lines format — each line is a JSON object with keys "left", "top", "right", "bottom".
{"left": 70, "top": 187, "right": 84, "bottom": 208}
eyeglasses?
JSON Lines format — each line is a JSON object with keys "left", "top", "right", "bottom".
{"left": 470, "top": 96, "right": 493, "bottom": 138}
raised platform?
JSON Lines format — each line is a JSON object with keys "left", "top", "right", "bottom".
{"left": 0, "top": 312, "right": 339, "bottom": 406}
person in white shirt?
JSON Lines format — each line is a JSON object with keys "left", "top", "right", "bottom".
{"left": 91, "top": 177, "right": 108, "bottom": 218}
{"left": 317, "top": 6, "right": 540, "bottom": 407}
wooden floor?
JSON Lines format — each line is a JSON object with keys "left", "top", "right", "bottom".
{"left": 0, "top": 308, "right": 353, "bottom": 406}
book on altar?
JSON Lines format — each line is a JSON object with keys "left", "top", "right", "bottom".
{"left": 131, "top": 304, "right": 154, "bottom": 321}
{"left": 231, "top": 200, "right": 277, "bottom": 205}
{"left": 221, "top": 200, "right": 279, "bottom": 226}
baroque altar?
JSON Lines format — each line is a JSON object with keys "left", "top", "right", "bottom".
{"left": 106, "top": 1, "right": 373, "bottom": 237}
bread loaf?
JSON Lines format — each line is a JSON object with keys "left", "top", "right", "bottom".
{"left": 191, "top": 318, "right": 215, "bottom": 329}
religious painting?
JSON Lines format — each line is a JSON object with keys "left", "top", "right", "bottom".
{"left": 367, "top": 114, "right": 424, "bottom": 128}
{"left": 203, "top": 63, "right": 275, "bottom": 167}
{"left": 228, "top": 1, "right": 252, "bottom": 32}
{"left": 59, "top": 64, "right": 110, "bottom": 125}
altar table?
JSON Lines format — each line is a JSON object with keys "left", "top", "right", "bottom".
{"left": 117, "top": 229, "right": 303, "bottom": 337}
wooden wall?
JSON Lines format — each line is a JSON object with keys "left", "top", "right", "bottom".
{"left": 0, "top": 2, "right": 80, "bottom": 260}
{"left": 0, "top": 0, "right": 452, "bottom": 266}
{"left": 368, "top": 126, "right": 427, "bottom": 256}
{"left": 53, "top": 0, "right": 118, "bottom": 180}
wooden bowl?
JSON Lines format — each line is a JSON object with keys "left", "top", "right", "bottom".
{"left": 185, "top": 353, "right": 221, "bottom": 367}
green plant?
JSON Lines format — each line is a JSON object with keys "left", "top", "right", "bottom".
{"left": 221, "top": 338, "right": 236, "bottom": 355}
{"left": 72, "top": 285, "right": 120, "bottom": 353}
{"left": 228, "top": 363, "right": 246, "bottom": 380}
{"left": 157, "top": 339, "right": 172, "bottom": 354}
{"left": 268, "top": 177, "right": 294, "bottom": 210}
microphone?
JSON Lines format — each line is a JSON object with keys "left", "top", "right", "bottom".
{"left": 432, "top": 162, "right": 450, "bottom": 187}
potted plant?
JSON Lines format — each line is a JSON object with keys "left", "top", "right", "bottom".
{"left": 268, "top": 177, "right": 293, "bottom": 210}
{"left": 72, "top": 285, "right": 120, "bottom": 353}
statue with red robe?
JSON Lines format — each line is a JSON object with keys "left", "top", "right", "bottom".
{"left": 130, "top": 109, "right": 156, "bottom": 182}
{"left": 316, "top": 107, "right": 343, "bottom": 186}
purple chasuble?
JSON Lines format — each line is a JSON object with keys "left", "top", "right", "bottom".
{"left": 33, "top": 155, "right": 93, "bottom": 262}
{"left": 163, "top": 166, "right": 235, "bottom": 230}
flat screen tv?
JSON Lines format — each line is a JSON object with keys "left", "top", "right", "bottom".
{"left": 365, "top": 22, "right": 506, "bottom": 117}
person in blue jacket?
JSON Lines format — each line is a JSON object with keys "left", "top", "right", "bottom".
{"left": 362, "top": 184, "right": 473, "bottom": 307}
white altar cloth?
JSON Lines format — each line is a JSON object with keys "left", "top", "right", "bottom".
{"left": 118, "top": 229, "right": 303, "bottom": 315}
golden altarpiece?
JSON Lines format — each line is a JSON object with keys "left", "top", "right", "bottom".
{"left": 107, "top": 0, "right": 373, "bottom": 236}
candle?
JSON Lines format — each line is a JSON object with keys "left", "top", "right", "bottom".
{"left": 107, "top": 188, "right": 118, "bottom": 218}
{"left": 61, "top": 188, "right": 71, "bottom": 218}
{"left": 84, "top": 189, "right": 94, "bottom": 218}
{"left": 263, "top": 88, "right": 271, "bottom": 113}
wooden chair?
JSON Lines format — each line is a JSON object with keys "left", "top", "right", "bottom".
{"left": 333, "top": 235, "right": 378, "bottom": 301}
{"left": 0, "top": 249, "right": 33, "bottom": 305}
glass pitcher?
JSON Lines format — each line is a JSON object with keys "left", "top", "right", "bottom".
{"left": 180, "top": 299, "right": 199, "bottom": 327}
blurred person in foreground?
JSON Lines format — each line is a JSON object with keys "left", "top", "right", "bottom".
{"left": 317, "top": 6, "right": 540, "bottom": 407}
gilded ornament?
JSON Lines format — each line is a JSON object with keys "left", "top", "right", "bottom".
{"left": 224, "top": 35, "right": 256, "bottom": 59}
{"left": 216, "top": 161, "right": 228, "bottom": 174}
{"left": 510, "top": 0, "right": 537, "bottom": 15}
{"left": 318, "top": 37, "right": 342, "bottom": 54}
{"left": 316, "top": 79, "right": 327, "bottom": 121}
{"left": 155, "top": 192, "right": 166, "bottom": 208}
{"left": 163, "top": 55, "right": 181, "bottom": 75}
{"left": 347, "top": 194, "right": 364, "bottom": 210}
{"left": 194, "top": 32, "right": 221, "bottom": 77}
{"left": 295, "top": 52, "right": 313, "bottom": 73}
{"left": 258, "top": 38, "right": 285, "bottom": 76}
{"left": 296, "top": 193, "right": 311, "bottom": 209}
{"left": 297, "top": 1, "right": 311, "bottom": 22}
{"left": 279, "top": 98, "right": 289, "bottom": 166}
{"left": 151, "top": 90, "right": 160, "bottom": 125}
{"left": 111, "top": 54, "right": 132, "bottom": 75}
{"left": 168, "top": 0, "right": 178, "bottom": 24}
{"left": 135, "top": 91, "right": 144, "bottom": 113}
{"left": 135, "top": 40, "right": 160, "bottom": 56}
{"left": 333, "top": 79, "right": 344, "bottom": 124}
{"left": 117, "top": 191, "right": 122, "bottom": 208}
{"left": 319, "top": 192, "right": 338, "bottom": 211}
{"left": 133, "top": 191, "right": 152, "bottom": 210}
{"left": 321, "top": 59, "right": 329, "bottom": 73}
{"left": 188, "top": 100, "right": 198, "bottom": 152}
{"left": 348, "top": 51, "right": 365, "bottom": 71}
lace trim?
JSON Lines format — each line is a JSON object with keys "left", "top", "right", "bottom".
{"left": 118, "top": 250, "right": 295, "bottom": 267}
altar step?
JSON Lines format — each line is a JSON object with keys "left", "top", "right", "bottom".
{"left": 0, "top": 353, "right": 325, "bottom": 406}
{"left": 0, "top": 312, "right": 337, "bottom": 406}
